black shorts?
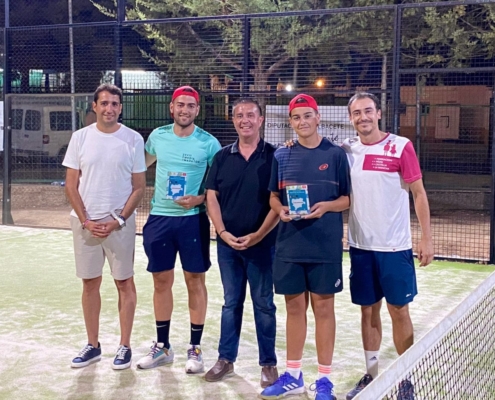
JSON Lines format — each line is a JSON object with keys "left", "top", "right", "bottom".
{"left": 143, "top": 213, "right": 211, "bottom": 274}
{"left": 272, "top": 259, "right": 343, "bottom": 295}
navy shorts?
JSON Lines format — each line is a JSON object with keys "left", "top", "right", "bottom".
{"left": 349, "top": 247, "right": 417, "bottom": 306}
{"left": 273, "top": 259, "right": 343, "bottom": 295}
{"left": 143, "top": 213, "right": 211, "bottom": 274}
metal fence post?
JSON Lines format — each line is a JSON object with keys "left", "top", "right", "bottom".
{"left": 242, "top": 15, "right": 250, "bottom": 94}
{"left": 415, "top": 75, "right": 422, "bottom": 160}
{"left": 114, "top": 0, "right": 125, "bottom": 91}
{"left": 2, "top": 0, "right": 13, "bottom": 225}
{"left": 489, "top": 81, "right": 495, "bottom": 264}
{"left": 391, "top": 6, "right": 402, "bottom": 135}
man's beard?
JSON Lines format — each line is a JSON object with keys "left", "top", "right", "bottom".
{"left": 174, "top": 117, "right": 194, "bottom": 129}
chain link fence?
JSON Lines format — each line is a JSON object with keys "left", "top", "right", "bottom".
{"left": 1, "top": 0, "right": 494, "bottom": 262}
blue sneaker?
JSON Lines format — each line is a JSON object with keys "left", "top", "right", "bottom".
{"left": 346, "top": 374, "right": 373, "bottom": 399}
{"left": 398, "top": 379, "right": 414, "bottom": 400}
{"left": 310, "top": 377, "right": 337, "bottom": 400}
{"left": 259, "top": 371, "right": 305, "bottom": 399}
{"left": 71, "top": 343, "right": 102, "bottom": 368}
{"left": 112, "top": 345, "right": 132, "bottom": 370}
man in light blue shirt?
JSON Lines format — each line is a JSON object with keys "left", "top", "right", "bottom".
{"left": 136, "top": 86, "right": 221, "bottom": 374}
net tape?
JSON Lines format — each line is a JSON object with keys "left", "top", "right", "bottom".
{"left": 355, "top": 271, "right": 495, "bottom": 400}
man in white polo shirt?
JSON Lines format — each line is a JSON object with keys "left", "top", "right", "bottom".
{"left": 343, "top": 92, "right": 433, "bottom": 400}
{"left": 63, "top": 83, "right": 146, "bottom": 370}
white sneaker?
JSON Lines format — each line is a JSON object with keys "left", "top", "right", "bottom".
{"left": 136, "top": 342, "right": 174, "bottom": 369}
{"left": 185, "top": 345, "right": 204, "bottom": 374}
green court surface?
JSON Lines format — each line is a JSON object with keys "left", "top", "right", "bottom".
{"left": 0, "top": 226, "right": 493, "bottom": 400}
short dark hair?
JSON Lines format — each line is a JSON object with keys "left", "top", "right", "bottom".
{"left": 232, "top": 97, "right": 263, "bottom": 116}
{"left": 94, "top": 83, "right": 123, "bottom": 104}
{"left": 348, "top": 92, "right": 381, "bottom": 114}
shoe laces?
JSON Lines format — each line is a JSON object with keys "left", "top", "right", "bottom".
{"left": 309, "top": 378, "right": 334, "bottom": 395}
{"left": 115, "top": 346, "right": 129, "bottom": 361}
{"left": 77, "top": 344, "right": 95, "bottom": 357}
{"left": 187, "top": 346, "right": 201, "bottom": 360}
{"left": 273, "top": 372, "right": 294, "bottom": 386}
{"left": 147, "top": 341, "right": 164, "bottom": 356}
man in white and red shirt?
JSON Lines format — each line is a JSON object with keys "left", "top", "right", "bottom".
{"left": 342, "top": 92, "right": 434, "bottom": 400}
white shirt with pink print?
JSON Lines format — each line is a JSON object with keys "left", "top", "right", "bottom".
{"left": 342, "top": 133, "right": 422, "bottom": 252}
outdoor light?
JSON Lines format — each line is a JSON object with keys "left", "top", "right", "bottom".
{"left": 285, "top": 84, "right": 293, "bottom": 92}
{"left": 121, "top": 70, "right": 146, "bottom": 74}
{"left": 316, "top": 79, "right": 324, "bottom": 87}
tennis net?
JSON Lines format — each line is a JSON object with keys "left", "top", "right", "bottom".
{"left": 355, "top": 271, "right": 495, "bottom": 400}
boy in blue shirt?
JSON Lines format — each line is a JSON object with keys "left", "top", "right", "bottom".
{"left": 261, "top": 94, "right": 350, "bottom": 400}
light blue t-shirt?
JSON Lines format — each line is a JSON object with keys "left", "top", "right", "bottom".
{"left": 145, "top": 124, "right": 221, "bottom": 216}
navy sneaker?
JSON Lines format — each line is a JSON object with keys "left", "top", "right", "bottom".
{"left": 398, "top": 379, "right": 414, "bottom": 400}
{"left": 112, "top": 345, "right": 132, "bottom": 370}
{"left": 259, "top": 371, "right": 305, "bottom": 399}
{"left": 71, "top": 343, "right": 102, "bottom": 368}
{"left": 346, "top": 373, "right": 374, "bottom": 399}
{"left": 310, "top": 377, "right": 337, "bottom": 400}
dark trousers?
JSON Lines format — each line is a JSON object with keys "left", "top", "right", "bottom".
{"left": 217, "top": 242, "right": 277, "bottom": 366}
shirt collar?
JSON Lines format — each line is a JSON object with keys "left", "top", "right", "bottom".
{"left": 231, "top": 138, "right": 266, "bottom": 153}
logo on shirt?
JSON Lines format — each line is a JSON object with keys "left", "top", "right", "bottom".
{"left": 383, "top": 140, "right": 398, "bottom": 157}
{"left": 182, "top": 153, "right": 202, "bottom": 164}
{"left": 319, "top": 163, "right": 329, "bottom": 171}
{"left": 335, "top": 279, "right": 341, "bottom": 287}
{"left": 363, "top": 155, "right": 400, "bottom": 173}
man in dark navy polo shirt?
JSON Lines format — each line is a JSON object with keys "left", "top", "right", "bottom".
{"left": 205, "top": 98, "right": 279, "bottom": 387}
{"left": 261, "top": 94, "right": 350, "bottom": 400}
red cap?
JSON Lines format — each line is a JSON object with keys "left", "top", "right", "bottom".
{"left": 289, "top": 94, "right": 318, "bottom": 115}
{"left": 172, "top": 86, "right": 199, "bottom": 103}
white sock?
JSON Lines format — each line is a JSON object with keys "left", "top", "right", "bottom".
{"left": 365, "top": 350, "right": 379, "bottom": 378}
{"left": 286, "top": 359, "right": 302, "bottom": 379}
{"left": 317, "top": 364, "right": 332, "bottom": 380}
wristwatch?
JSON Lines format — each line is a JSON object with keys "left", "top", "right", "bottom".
{"left": 116, "top": 214, "right": 126, "bottom": 228}
{"left": 111, "top": 210, "right": 126, "bottom": 228}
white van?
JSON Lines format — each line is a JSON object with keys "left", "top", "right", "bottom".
{"left": 11, "top": 103, "right": 84, "bottom": 163}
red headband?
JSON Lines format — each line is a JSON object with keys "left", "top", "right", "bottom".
{"left": 172, "top": 86, "right": 199, "bottom": 103}
{"left": 289, "top": 94, "right": 318, "bottom": 115}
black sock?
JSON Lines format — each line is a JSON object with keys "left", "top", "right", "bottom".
{"left": 156, "top": 320, "right": 171, "bottom": 349}
{"left": 190, "top": 323, "right": 204, "bottom": 346}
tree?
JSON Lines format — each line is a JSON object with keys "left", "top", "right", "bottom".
{"left": 91, "top": 0, "right": 495, "bottom": 103}
{"left": 401, "top": 3, "right": 495, "bottom": 69}
{"left": 92, "top": 0, "right": 360, "bottom": 97}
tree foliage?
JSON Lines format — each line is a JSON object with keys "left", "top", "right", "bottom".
{"left": 93, "top": 0, "right": 367, "bottom": 90}
{"left": 91, "top": 0, "right": 495, "bottom": 92}
{"left": 401, "top": 4, "right": 495, "bottom": 68}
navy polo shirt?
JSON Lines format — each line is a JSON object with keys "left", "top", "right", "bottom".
{"left": 269, "top": 138, "right": 351, "bottom": 263}
{"left": 205, "top": 138, "right": 277, "bottom": 248}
